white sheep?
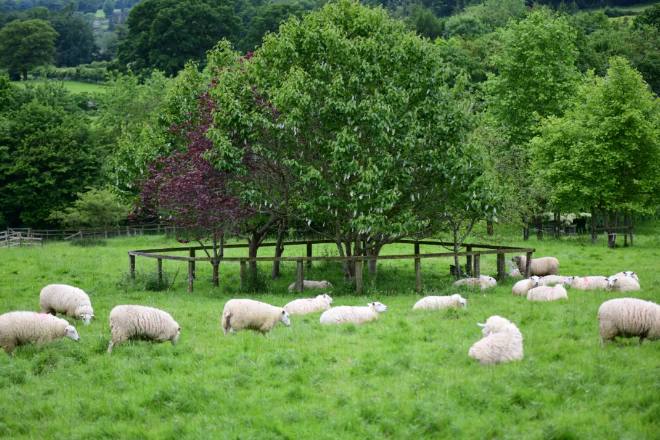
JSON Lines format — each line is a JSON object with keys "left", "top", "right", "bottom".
{"left": 452, "top": 275, "right": 497, "bottom": 291}
{"left": 222, "top": 299, "right": 291, "bottom": 338}
{"left": 511, "top": 277, "right": 540, "bottom": 296}
{"left": 39, "top": 284, "right": 95, "bottom": 325}
{"left": 612, "top": 271, "right": 640, "bottom": 283}
{"left": 535, "top": 275, "right": 568, "bottom": 286}
{"left": 108, "top": 305, "right": 181, "bottom": 354}
{"left": 598, "top": 298, "right": 660, "bottom": 347}
{"left": 288, "top": 280, "right": 333, "bottom": 292}
{"left": 606, "top": 276, "right": 641, "bottom": 292}
{"left": 412, "top": 294, "right": 467, "bottom": 310}
{"left": 0, "top": 312, "right": 80, "bottom": 356}
{"left": 468, "top": 316, "right": 523, "bottom": 365}
{"left": 284, "top": 294, "right": 333, "bottom": 315}
{"left": 527, "top": 284, "right": 568, "bottom": 302}
{"left": 512, "top": 255, "right": 559, "bottom": 276}
{"left": 564, "top": 276, "right": 608, "bottom": 290}
{"left": 319, "top": 302, "right": 387, "bottom": 325}
{"left": 507, "top": 261, "right": 523, "bottom": 279}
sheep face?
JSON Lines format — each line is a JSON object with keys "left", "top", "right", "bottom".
{"left": 477, "top": 316, "right": 510, "bottom": 338}
{"left": 316, "top": 294, "right": 333, "bottom": 303}
{"left": 64, "top": 326, "right": 80, "bottom": 342}
{"left": 512, "top": 255, "right": 522, "bottom": 264}
{"left": 607, "top": 276, "right": 617, "bottom": 287}
{"left": 369, "top": 302, "right": 388, "bottom": 312}
{"left": 458, "top": 297, "right": 467, "bottom": 309}
{"left": 280, "top": 310, "right": 291, "bottom": 327}
{"left": 531, "top": 276, "right": 541, "bottom": 286}
{"left": 564, "top": 276, "right": 576, "bottom": 286}
{"left": 172, "top": 327, "right": 181, "bottom": 345}
{"left": 80, "top": 313, "right": 94, "bottom": 325}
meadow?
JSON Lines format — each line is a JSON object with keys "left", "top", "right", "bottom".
{"left": 1, "top": 224, "right": 660, "bottom": 439}
{"left": 15, "top": 80, "right": 110, "bottom": 94}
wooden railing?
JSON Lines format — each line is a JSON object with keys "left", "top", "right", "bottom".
{"left": 0, "top": 229, "right": 43, "bottom": 248}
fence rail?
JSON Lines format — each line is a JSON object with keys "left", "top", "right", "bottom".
{"left": 1, "top": 224, "right": 180, "bottom": 242}
{"left": 0, "top": 229, "right": 43, "bottom": 248}
{"left": 128, "top": 239, "right": 535, "bottom": 294}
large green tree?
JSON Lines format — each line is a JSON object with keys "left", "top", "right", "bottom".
{"left": 50, "top": 10, "right": 97, "bottom": 67}
{"left": 240, "top": 2, "right": 308, "bottom": 53}
{"left": 0, "top": 19, "right": 58, "bottom": 80}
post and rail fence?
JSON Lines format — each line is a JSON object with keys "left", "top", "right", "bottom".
{"left": 127, "top": 239, "right": 535, "bottom": 294}
{"left": 0, "top": 224, "right": 180, "bottom": 244}
{"left": 0, "top": 229, "right": 43, "bottom": 248}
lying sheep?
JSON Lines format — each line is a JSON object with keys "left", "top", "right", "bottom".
{"left": 320, "top": 302, "right": 387, "bottom": 325}
{"left": 512, "top": 255, "right": 559, "bottom": 276}
{"left": 598, "top": 298, "right": 660, "bottom": 347}
{"left": 288, "top": 280, "right": 333, "bottom": 292}
{"left": 222, "top": 299, "right": 290, "bottom": 338}
{"left": 412, "top": 294, "right": 467, "bottom": 310}
{"left": 39, "top": 284, "right": 95, "bottom": 325}
{"left": 564, "top": 276, "right": 608, "bottom": 290}
{"left": 108, "top": 305, "right": 180, "bottom": 354}
{"left": 527, "top": 284, "right": 568, "bottom": 302}
{"left": 535, "top": 275, "right": 568, "bottom": 286}
{"left": 507, "top": 261, "right": 523, "bottom": 279}
{"left": 468, "top": 316, "right": 523, "bottom": 365}
{"left": 606, "top": 276, "right": 641, "bottom": 292}
{"left": 452, "top": 275, "right": 497, "bottom": 291}
{"left": 613, "top": 271, "right": 640, "bottom": 283}
{"left": 512, "top": 277, "right": 540, "bottom": 296}
{"left": 0, "top": 312, "right": 80, "bottom": 356}
{"left": 284, "top": 294, "right": 333, "bottom": 315}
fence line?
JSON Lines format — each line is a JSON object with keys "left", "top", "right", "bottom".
{"left": 3, "top": 224, "right": 181, "bottom": 242}
{"left": 0, "top": 229, "right": 43, "bottom": 248}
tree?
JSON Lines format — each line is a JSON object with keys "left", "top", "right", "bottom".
{"left": 50, "top": 12, "right": 97, "bottom": 67}
{"left": 116, "top": 0, "right": 243, "bottom": 76}
{"left": 49, "top": 188, "right": 127, "bottom": 231}
{"left": 444, "top": 14, "right": 488, "bottom": 39}
{"left": 0, "top": 19, "right": 58, "bottom": 80}
{"left": 634, "top": 4, "right": 660, "bottom": 31}
{"left": 406, "top": 7, "right": 444, "bottom": 40}
{"left": 103, "top": 0, "right": 114, "bottom": 18}
{"left": 531, "top": 58, "right": 660, "bottom": 248}
{"left": 240, "top": 2, "right": 308, "bottom": 52}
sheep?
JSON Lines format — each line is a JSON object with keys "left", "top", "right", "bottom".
{"left": 535, "top": 275, "right": 568, "bottom": 286}
{"left": 527, "top": 284, "right": 568, "bottom": 302}
{"left": 598, "top": 298, "right": 660, "bottom": 347}
{"left": 468, "top": 316, "right": 523, "bottom": 365}
{"left": 512, "top": 277, "right": 540, "bottom": 296}
{"left": 108, "top": 305, "right": 180, "bottom": 354}
{"left": 39, "top": 284, "right": 95, "bottom": 325}
{"left": 512, "top": 255, "right": 559, "bottom": 276}
{"left": 0, "top": 312, "right": 80, "bottom": 356}
{"left": 452, "top": 275, "right": 497, "bottom": 291}
{"left": 284, "top": 294, "right": 333, "bottom": 315}
{"left": 606, "top": 276, "right": 641, "bottom": 292}
{"left": 319, "top": 302, "right": 387, "bottom": 325}
{"left": 288, "top": 280, "right": 333, "bottom": 292}
{"left": 507, "top": 261, "right": 523, "bottom": 279}
{"left": 222, "top": 299, "right": 290, "bottom": 338}
{"left": 412, "top": 294, "right": 467, "bottom": 310}
{"left": 564, "top": 276, "right": 608, "bottom": 290}
{"left": 613, "top": 271, "right": 640, "bottom": 283}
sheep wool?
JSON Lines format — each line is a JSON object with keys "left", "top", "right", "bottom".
{"left": 222, "top": 299, "right": 291, "bottom": 337}
{"left": 452, "top": 275, "right": 497, "bottom": 291}
{"left": 512, "top": 278, "right": 539, "bottom": 296}
{"left": 320, "top": 302, "right": 387, "bottom": 325}
{"left": 284, "top": 294, "right": 333, "bottom": 315}
{"left": 412, "top": 294, "right": 467, "bottom": 310}
{"left": 536, "top": 275, "right": 568, "bottom": 286}
{"left": 527, "top": 284, "right": 568, "bottom": 302}
{"left": 0, "top": 311, "right": 80, "bottom": 356}
{"left": 613, "top": 271, "right": 640, "bottom": 283}
{"left": 606, "top": 276, "right": 641, "bottom": 292}
{"left": 512, "top": 255, "right": 559, "bottom": 276}
{"left": 288, "top": 280, "right": 333, "bottom": 292}
{"left": 507, "top": 261, "right": 523, "bottom": 279}
{"left": 468, "top": 316, "right": 523, "bottom": 366}
{"left": 598, "top": 298, "right": 660, "bottom": 347}
{"left": 108, "top": 305, "right": 180, "bottom": 354}
{"left": 564, "top": 276, "right": 608, "bottom": 290}
{"left": 40, "top": 284, "right": 95, "bottom": 325}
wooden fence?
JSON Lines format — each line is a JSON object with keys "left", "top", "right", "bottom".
{"left": 24, "top": 224, "right": 180, "bottom": 241}
{"left": 0, "top": 229, "right": 43, "bottom": 248}
{"left": 128, "top": 240, "right": 535, "bottom": 294}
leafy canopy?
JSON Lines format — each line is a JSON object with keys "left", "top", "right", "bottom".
{"left": 0, "top": 19, "right": 58, "bottom": 80}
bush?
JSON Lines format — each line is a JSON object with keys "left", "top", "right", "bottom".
{"left": 117, "top": 269, "right": 171, "bottom": 292}
{"left": 240, "top": 267, "right": 270, "bottom": 293}
{"left": 603, "top": 7, "right": 637, "bottom": 17}
{"left": 33, "top": 64, "right": 108, "bottom": 83}
{"left": 69, "top": 238, "right": 107, "bottom": 247}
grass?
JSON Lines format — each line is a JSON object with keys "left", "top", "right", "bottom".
{"left": 583, "top": 0, "right": 659, "bottom": 13}
{"left": 16, "top": 80, "right": 110, "bottom": 94}
{"left": 1, "top": 225, "right": 660, "bottom": 439}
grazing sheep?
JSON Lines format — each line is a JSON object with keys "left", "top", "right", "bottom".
{"left": 535, "top": 275, "right": 568, "bottom": 286}
{"left": 288, "top": 280, "right": 333, "bottom": 292}
{"left": 468, "top": 316, "right": 523, "bottom": 365}
{"left": 527, "top": 284, "right": 568, "bottom": 302}
{"left": 108, "top": 305, "right": 180, "bottom": 354}
{"left": 452, "top": 275, "right": 497, "bottom": 291}
{"left": 613, "top": 271, "right": 640, "bottom": 283}
{"left": 222, "top": 299, "right": 290, "bottom": 338}
{"left": 507, "top": 261, "right": 523, "bottom": 279}
{"left": 606, "top": 276, "right": 641, "bottom": 292}
{"left": 319, "top": 302, "right": 387, "bottom": 325}
{"left": 512, "top": 277, "right": 540, "bottom": 296}
{"left": 284, "top": 294, "right": 333, "bottom": 315}
{"left": 598, "top": 298, "right": 660, "bottom": 347}
{"left": 564, "top": 276, "right": 608, "bottom": 290}
{"left": 512, "top": 255, "right": 559, "bottom": 276}
{"left": 39, "top": 284, "right": 95, "bottom": 325}
{"left": 412, "top": 294, "right": 467, "bottom": 310}
{"left": 0, "top": 312, "right": 79, "bottom": 356}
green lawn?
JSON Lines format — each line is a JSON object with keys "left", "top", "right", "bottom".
{"left": 95, "top": 9, "right": 105, "bottom": 18}
{"left": 1, "top": 225, "right": 659, "bottom": 438}
{"left": 17, "top": 80, "right": 110, "bottom": 94}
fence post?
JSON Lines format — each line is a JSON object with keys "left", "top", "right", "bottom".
{"left": 356, "top": 257, "right": 363, "bottom": 295}
{"left": 306, "top": 243, "right": 313, "bottom": 269}
{"left": 415, "top": 257, "right": 421, "bottom": 293}
{"left": 296, "top": 259, "right": 304, "bottom": 293}
{"left": 525, "top": 251, "right": 533, "bottom": 278}
{"left": 466, "top": 245, "right": 472, "bottom": 276}
{"left": 188, "top": 260, "right": 194, "bottom": 293}
{"left": 157, "top": 258, "right": 162, "bottom": 283}
{"left": 497, "top": 252, "right": 506, "bottom": 281}
{"left": 240, "top": 260, "right": 246, "bottom": 287}
{"left": 129, "top": 255, "right": 135, "bottom": 279}
{"left": 473, "top": 254, "right": 481, "bottom": 277}
{"left": 189, "top": 249, "right": 195, "bottom": 280}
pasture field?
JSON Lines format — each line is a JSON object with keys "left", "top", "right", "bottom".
{"left": 1, "top": 225, "right": 660, "bottom": 439}
{"left": 16, "top": 80, "right": 110, "bottom": 94}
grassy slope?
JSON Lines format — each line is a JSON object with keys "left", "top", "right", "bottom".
{"left": 15, "top": 80, "right": 110, "bottom": 94}
{"left": 1, "top": 226, "right": 660, "bottom": 439}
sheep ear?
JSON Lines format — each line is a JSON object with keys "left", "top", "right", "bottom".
{"left": 477, "top": 323, "right": 486, "bottom": 327}
{"left": 281, "top": 310, "right": 285, "bottom": 314}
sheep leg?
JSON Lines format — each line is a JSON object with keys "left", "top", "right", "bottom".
{"left": 637, "top": 336, "right": 645, "bottom": 347}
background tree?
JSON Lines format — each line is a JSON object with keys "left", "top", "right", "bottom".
{"left": 49, "top": 188, "right": 127, "bottom": 231}
{"left": 633, "top": 4, "right": 660, "bottom": 31}
{"left": 0, "top": 19, "right": 58, "bottom": 80}
{"left": 240, "top": 2, "right": 308, "bottom": 53}
{"left": 50, "top": 9, "right": 97, "bottom": 67}
{"left": 103, "top": 0, "right": 114, "bottom": 18}
{"left": 406, "top": 6, "right": 444, "bottom": 40}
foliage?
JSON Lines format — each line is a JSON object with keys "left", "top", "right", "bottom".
{"left": 117, "top": 268, "right": 172, "bottom": 291}
{"left": 406, "top": 6, "right": 444, "bottom": 40}
{"left": 464, "top": 0, "right": 527, "bottom": 30}
{"left": 49, "top": 188, "right": 127, "bottom": 229}
{"left": 0, "top": 19, "right": 58, "bottom": 80}
{"left": 240, "top": 2, "right": 309, "bottom": 52}
{"left": 49, "top": 6, "right": 97, "bottom": 67}
{"left": 444, "top": 14, "right": 488, "bottom": 38}
{"left": 103, "top": 0, "right": 114, "bottom": 17}
{"left": 634, "top": 3, "right": 660, "bottom": 29}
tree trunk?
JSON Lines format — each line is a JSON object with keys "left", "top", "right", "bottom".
{"left": 486, "top": 220, "right": 494, "bottom": 236}
{"left": 454, "top": 254, "right": 461, "bottom": 281}
{"left": 271, "top": 222, "right": 286, "bottom": 280}
{"left": 248, "top": 238, "right": 259, "bottom": 275}
{"left": 610, "top": 211, "right": 618, "bottom": 248}
{"left": 212, "top": 262, "right": 219, "bottom": 286}
{"left": 22, "top": 70, "right": 28, "bottom": 81}
{"left": 366, "top": 244, "right": 382, "bottom": 276}
{"left": 535, "top": 215, "right": 543, "bottom": 240}
{"left": 590, "top": 206, "right": 597, "bottom": 244}
{"left": 601, "top": 208, "right": 616, "bottom": 249}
